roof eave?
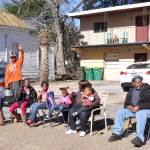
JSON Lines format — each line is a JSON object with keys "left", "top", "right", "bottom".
{"left": 68, "top": 2, "right": 150, "bottom": 18}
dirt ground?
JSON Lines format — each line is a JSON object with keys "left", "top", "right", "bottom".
{"left": 1, "top": 81, "right": 150, "bottom": 150}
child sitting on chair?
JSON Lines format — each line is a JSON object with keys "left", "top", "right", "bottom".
{"left": 49, "top": 87, "right": 72, "bottom": 117}
{"left": 9, "top": 78, "right": 37, "bottom": 123}
{"left": 72, "top": 86, "right": 95, "bottom": 117}
{"left": 27, "top": 81, "right": 55, "bottom": 126}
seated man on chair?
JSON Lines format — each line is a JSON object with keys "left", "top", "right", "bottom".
{"left": 109, "top": 76, "right": 150, "bottom": 147}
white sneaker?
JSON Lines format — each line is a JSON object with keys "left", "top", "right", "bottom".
{"left": 75, "top": 119, "right": 80, "bottom": 125}
{"left": 65, "top": 129, "right": 77, "bottom": 135}
{"left": 80, "top": 131, "right": 86, "bottom": 137}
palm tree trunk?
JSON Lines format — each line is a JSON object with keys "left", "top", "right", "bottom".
{"left": 39, "top": 45, "right": 49, "bottom": 82}
{"left": 55, "top": 17, "right": 66, "bottom": 76}
{"left": 47, "top": 0, "right": 66, "bottom": 76}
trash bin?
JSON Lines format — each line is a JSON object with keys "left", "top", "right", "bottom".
{"left": 85, "top": 68, "right": 94, "bottom": 80}
{"left": 76, "top": 67, "right": 85, "bottom": 80}
{"left": 93, "top": 68, "right": 103, "bottom": 80}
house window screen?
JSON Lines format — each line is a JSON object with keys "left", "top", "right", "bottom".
{"left": 105, "top": 52, "right": 119, "bottom": 62}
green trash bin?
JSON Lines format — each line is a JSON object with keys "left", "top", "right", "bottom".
{"left": 93, "top": 68, "right": 103, "bottom": 80}
{"left": 85, "top": 68, "right": 94, "bottom": 80}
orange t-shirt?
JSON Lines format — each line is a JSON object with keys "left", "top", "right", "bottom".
{"left": 5, "top": 49, "right": 24, "bottom": 88}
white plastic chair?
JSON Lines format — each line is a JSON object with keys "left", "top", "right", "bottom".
{"left": 89, "top": 92, "right": 109, "bottom": 136}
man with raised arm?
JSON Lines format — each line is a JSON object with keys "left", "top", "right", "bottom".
{"left": 5, "top": 44, "right": 24, "bottom": 100}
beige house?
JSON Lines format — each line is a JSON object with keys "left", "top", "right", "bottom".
{"left": 68, "top": 2, "right": 150, "bottom": 81}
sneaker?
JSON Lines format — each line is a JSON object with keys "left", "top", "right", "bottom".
{"left": 108, "top": 133, "right": 122, "bottom": 142}
{"left": 72, "top": 112, "right": 78, "bottom": 117}
{"left": 75, "top": 119, "right": 80, "bottom": 125}
{"left": 53, "top": 110, "right": 59, "bottom": 117}
{"left": 65, "top": 129, "right": 77, "bottom": 135}
{"left": 26, "top": 120, "right": 32, "bottom": 126}
{"left": 80, "top": 131, "right": 86, "bottom": 137}
{"left": 131, "top": 137, "right": 145, "bottom": 147}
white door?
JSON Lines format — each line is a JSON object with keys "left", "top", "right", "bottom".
{"left": 104, "top": 52, "right": 120, "bottom": 81}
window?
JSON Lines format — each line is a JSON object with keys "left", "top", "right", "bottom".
{"left": 105, "top": 52, "right": 119, "bottom": 62}
{"left": 134, "top": 53, "right": 147, "bottom": 62}
{"left": 94, "top": 22, "right": 107, "bottom": 33}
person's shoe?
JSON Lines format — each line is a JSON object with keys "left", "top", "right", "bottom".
{"left": 131, "top": 137, "right": 145, "bottom": 147}
{"left": 72, "top": 112, "right": 78, "bottom": 117}
{"left": 108, "top": 133, "right": 122, "bottom": 142}
{"left": 26, "top": 120, "right": 32, "bottom": 126}
{"left": 80, "top": 131, "right": 86, "bottom": 137}
{"left": 12, "top": 114, "right": 21, "bottom": 123}
{"left": 65, "top": 129, "right": 77, "bottom": 135}
{"left": 53, "top": 111, "right": 59, "bottom": 117}
{"left": 75, "top": 119, "right": 80, "bottom": 125}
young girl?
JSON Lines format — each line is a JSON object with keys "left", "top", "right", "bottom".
{"left": 27, "top": 81, "right": 55, "bottom": 126}
{"left": 9, "top": 78, "right": 37, "bottom": 123}
{"left": 49, "top": 87, "right": 72, "bottom": 117}
{"left": 72, "top": 86, "right": 95, "bottom": 116}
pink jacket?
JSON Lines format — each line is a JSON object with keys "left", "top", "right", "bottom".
{"left": 60, "top": 95, "right": 72, "bottom": 105}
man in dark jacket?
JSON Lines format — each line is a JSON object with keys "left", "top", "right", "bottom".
{"left": 109, "top": 76, "right": 150, "bottom": 147}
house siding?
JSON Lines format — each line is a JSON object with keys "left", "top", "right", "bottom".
{"left": 80, "top": 9, "right": 150, "bottom": 45}
{"left": 79, "top": 46, "right": 150, "bottom": 81}
{"left": 0, "top": 26, "right": 39, "bottom": 79}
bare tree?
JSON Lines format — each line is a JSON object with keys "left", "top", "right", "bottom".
{"left": 46, "top": 0, "right": 67, "bottom": 77}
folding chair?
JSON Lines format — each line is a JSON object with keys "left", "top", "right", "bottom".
{"left": 126, "top": 117, "right": 150, "bottom": 141}
{"left": 126, "top": 116, "right": 135, "bottom": 137}
{"left": 147, "top": 119, "right": 150, "bottom": 140}
{"left": 89, "top": 92, "right": 109, "bottom": 136}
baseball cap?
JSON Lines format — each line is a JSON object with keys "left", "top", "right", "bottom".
{"left": 10, "top": 52, "right": 17, "bottom": 58}
{"left": 132, "top": 75, "right": 143, "bottom": 82}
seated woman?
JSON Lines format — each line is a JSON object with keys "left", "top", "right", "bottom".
{"left": 49, "top": 87, "right": 72, "bottom": 117}
{"left": 65, "top": 80, "right": 100, "bottom": 137}
{"left": 9, "top": 78, "right": 37, "bottom": 123}
{"left": 27, "top": 81, "right": 55, "bottom": 126}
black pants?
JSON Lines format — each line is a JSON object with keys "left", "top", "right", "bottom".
{"left": 69, "top": 104, "right": 91, "bottom": 132}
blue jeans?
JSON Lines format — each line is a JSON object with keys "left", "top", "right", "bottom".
{"left": 113, "top": 108, "right": 150, "bottom": 142}
{"left": 29, "top": 102, "right": 46, "bottom": 121}
{"left": 49, "top": 104, "right": 69, "bottom": 117}
{"left": 69, "top": 104, "right": 91, "bottom": 132}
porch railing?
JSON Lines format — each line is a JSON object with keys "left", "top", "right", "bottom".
{"left": 80, "top": 26, "right": 136, "bottom": 46}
